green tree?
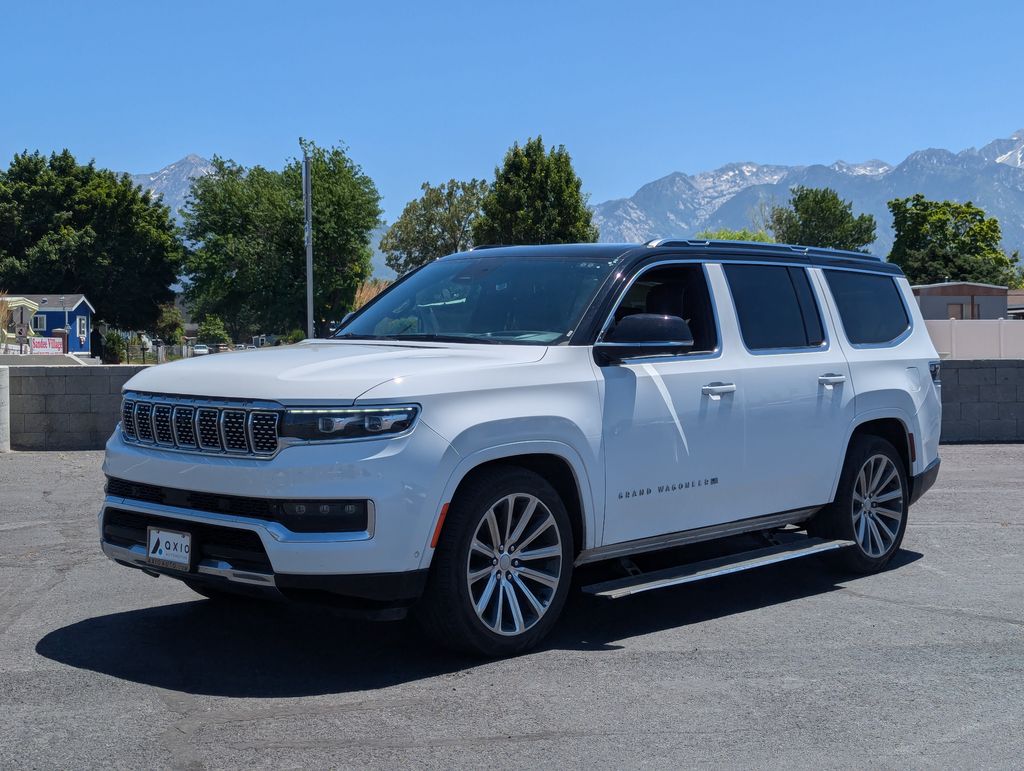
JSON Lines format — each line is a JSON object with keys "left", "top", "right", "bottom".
{"left": 197, "top": 315, "right": 230, "bottom": 345}
{"left": 695, "top": 228, "right": 774, "bottom": 243}
{"left": 182, "top": 140, "right": 381, "bottom": 338}
{"left": 768, "top": 186, "right": 876, "bottom": 251}
{"left": 0, "top": 150, "right": 183, "bottom": 328}
{"left": 888, "top": 195, "right": 1021, "bottom": 287}
{"left": 472, "top": 137, "right": 598, "bottom": 245}
{"left": 380, "top": 179, "right": 488, "bottom": 275}
{"left": 155, "top": 302, "right": 185, "bottom": 344}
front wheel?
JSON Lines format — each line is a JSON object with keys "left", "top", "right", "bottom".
{"left": 416, "top": 466, "right": 574, "bottom": 657}
{"left": 810, "top": 435, "right": 909, "bottom": 573}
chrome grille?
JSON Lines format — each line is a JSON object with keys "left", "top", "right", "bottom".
{"left": 120, "top": 394, "right": 281, "bottom": 458}
{"left": 221, "top": 410, "right": 248, "bottom": 452}
{"left": 250, "top": 412, "right": 279, "bottom": 455}
{"left": 173, "top": 406, "right": 197, "bottom": 447}
{"left": 122, "top": 400, "right": 137, "bottom": 439}
{"left": 135, "top": 403, "right": 154, "bottom": 442}
{"left": 197, "top": 409, "right": 221, "bottom": 450}
{"left": 153, "top": 404, "right": 174, "bottom": 445}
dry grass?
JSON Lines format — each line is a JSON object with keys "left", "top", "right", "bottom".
{"left": 353, "top": 278, "right": 392, "bottom": 310}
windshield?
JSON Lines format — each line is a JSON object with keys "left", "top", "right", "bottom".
{"left": 336, "top": 256, "right": 618, "bottom": 345}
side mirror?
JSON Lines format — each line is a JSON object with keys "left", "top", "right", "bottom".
{"left": 594, "top": 313, "right": 694, "bottom": 364}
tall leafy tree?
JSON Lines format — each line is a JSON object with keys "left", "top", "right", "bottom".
{"left": 769, "top": 186, "right": 876, "bottom": 252}
{"left": 472, "top": 137, "right": 598, "bottom": 245}
{"left": 182, "top": 141, "right": 381, "bottom": 338}
{"left": 380, "top": 178, "right": 488, "bottom": 275}
{"left": 0, "top": 150, "right": 183, "bottom": 328}
{"left": 196, "top": 315, "right": 231, "bottom": 345}
{"left": 695, "top": 228, "right": 774, "bottom": 243}
{"left": 154, "top": 302, "right": 185, "bottom": 344}
{"left": 888, "top": 194, "right": 1021, "bottom": 287}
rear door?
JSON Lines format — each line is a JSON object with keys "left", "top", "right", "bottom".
{"left": 721, "top": 263, "right": 856, "bottom": 515}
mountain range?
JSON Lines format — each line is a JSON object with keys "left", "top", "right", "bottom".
{"left": 592, "top": 129, "right": 1024, "bottom": 256}
{"left": 129, "top": 129, "right": 1024, "bottom": 277}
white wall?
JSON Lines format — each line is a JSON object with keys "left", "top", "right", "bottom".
{"left": 925, "top": 319, "right": 1024, "bottom": 359}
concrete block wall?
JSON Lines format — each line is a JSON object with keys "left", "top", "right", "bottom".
{"left": 3, "top": 365, "right": 148, "bottom": 450}
{"left": 940, "top": 360, "right": 1024, "bottom": 443}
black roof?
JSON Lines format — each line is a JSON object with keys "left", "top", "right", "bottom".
{"left": 442, "top": 240, "right": 902, "bottom": 276}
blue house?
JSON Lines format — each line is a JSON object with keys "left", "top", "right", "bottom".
{"left": 19, "top": 294, "right": 96, "bottom": 355}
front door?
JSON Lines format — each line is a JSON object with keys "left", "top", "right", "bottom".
{"left": 598, "top": 262, "right": 747, "bottom": 546}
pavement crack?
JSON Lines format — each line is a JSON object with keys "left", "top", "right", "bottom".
{"left": 840, "top": 587, "right": 1024, "bottom": 628}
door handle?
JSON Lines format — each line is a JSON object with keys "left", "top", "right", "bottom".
{"left": 818, "top": 373, "right": 847, "bottom": 387}
{"left": 702, "top": 382, "right": 737, "bottom": 399}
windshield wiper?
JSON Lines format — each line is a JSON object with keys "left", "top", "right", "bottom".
{"left": 388, "top": 334, "right": 499, "bottom": 344}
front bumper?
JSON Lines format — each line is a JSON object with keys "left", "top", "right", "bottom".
{"left": 99, "top": 421, "right": 459, "bottom": 594}
{"left": 100, "top": 537, "right": 428, "bottom": 608}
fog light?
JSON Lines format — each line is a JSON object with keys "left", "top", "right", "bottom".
{"left": 276, "top": 499, "right": 370, "bottom": 533}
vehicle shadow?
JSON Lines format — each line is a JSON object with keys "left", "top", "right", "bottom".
{"left": 35, "top": 550, "right": 921, "bottom": 698}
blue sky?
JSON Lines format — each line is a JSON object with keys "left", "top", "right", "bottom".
{"left": 2, "top": 0, "right": 1022, "bottom": 220}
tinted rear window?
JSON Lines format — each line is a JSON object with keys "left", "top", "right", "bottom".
{"left": 724, "top": 264, "right": 825, "bottom": 350}
{"left": 824, "top": 270, "right": 910, "bottom": 345}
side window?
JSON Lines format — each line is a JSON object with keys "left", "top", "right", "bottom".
{"left": 723, "top": 264, "right": 825, "bottom": 350}
{"left": 607, "top": 263, "right": 718, "bottom": 353}
{"left": 824, "top": 270, "right": 910, "bottom": 345}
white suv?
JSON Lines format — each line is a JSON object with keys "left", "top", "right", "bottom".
{"left": 100, "top": 240, "right": 941, "bottom": 656}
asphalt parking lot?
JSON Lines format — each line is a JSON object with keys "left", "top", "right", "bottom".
{"left": 1, "top": 446, "right": 1023, "bottom": 769}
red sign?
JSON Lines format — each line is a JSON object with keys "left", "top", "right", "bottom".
{"left": 30, "top": 337, "right": 65, "bottom": 354}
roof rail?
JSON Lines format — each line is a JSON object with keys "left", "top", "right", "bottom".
{"left": 645, "top": 238, "right": 707, "bottom": 248}
{"left": 644, "top": 238, "right": 882, "bottom": 262}
{"left": 468, "top": 244, "right": 504, "bottom": 250}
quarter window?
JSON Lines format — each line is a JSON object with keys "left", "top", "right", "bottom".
{"left": 723, "top": 264, "right": 825, "bottom": 350}
{"left": 824, "top": 270, "right": 910, "bottom": 345}
{"left": 607, "top": 264, "right": 718, "bottom": 354}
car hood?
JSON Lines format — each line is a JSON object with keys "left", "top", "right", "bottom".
{"left": 124, "top": 340, "right": 547, "bottom": 403}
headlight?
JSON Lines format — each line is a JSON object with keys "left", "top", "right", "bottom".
{"left": 280, "top": 405, "right": 419, "bottom": 441}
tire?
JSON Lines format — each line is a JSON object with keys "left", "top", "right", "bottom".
{"left": 809, "top": 435, "right": 909, "bottom": 573}
{"left": 415, "top": 465, "right": 575, "bottom": 657}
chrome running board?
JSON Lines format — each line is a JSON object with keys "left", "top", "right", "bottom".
{"left": 582, "top": 537, "right": 853, "bottom": 599}
{"left": 575, "top": 507, "right": 821, "bottom": 566}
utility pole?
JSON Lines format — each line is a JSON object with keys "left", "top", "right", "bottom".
{"left": 303, "top": 149, "right": 314, "bottom": 339}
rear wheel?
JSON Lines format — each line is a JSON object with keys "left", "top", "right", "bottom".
{"left": 416, "top": 466, "right": 574, "bottom": 657}
{"left": 810, "top": 435, "right": 908, "bottom": 573}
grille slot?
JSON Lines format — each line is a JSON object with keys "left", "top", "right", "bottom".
{"left": 251, "top": 412, "right": 279, "bottom": 455}
{"left": 120, "top": 395, "right": 281, "bottom": 457}
{"left": 121, "top": 400, "right": 137, "bottom": 439}
{"left": 222, "top": 410, "right": 249, "bottom": 452}
{"left": 135, "top": 403, "right": 154, "bottom": 442}
{"left": 153, "top": 404, "right": 174, "bottom": 445}
{"left": 173, "top": 407, "right": 197, "bottom": 447}
{"left": 197, "top": 409, "right": 221, "bottom": 450}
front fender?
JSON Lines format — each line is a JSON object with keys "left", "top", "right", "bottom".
{"left": 417, "top": 438, "right": 600, "bottom": 570}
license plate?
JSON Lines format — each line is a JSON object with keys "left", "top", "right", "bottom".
{"left": 146, "top": 526, "right": 192, "bottom": 571}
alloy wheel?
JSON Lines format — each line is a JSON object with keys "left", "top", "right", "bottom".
{"left": 851, "top": 454, "right": 904, "bottom": 558}
{"left": 465, "top": 493, "right": 563, "bottom": 637}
